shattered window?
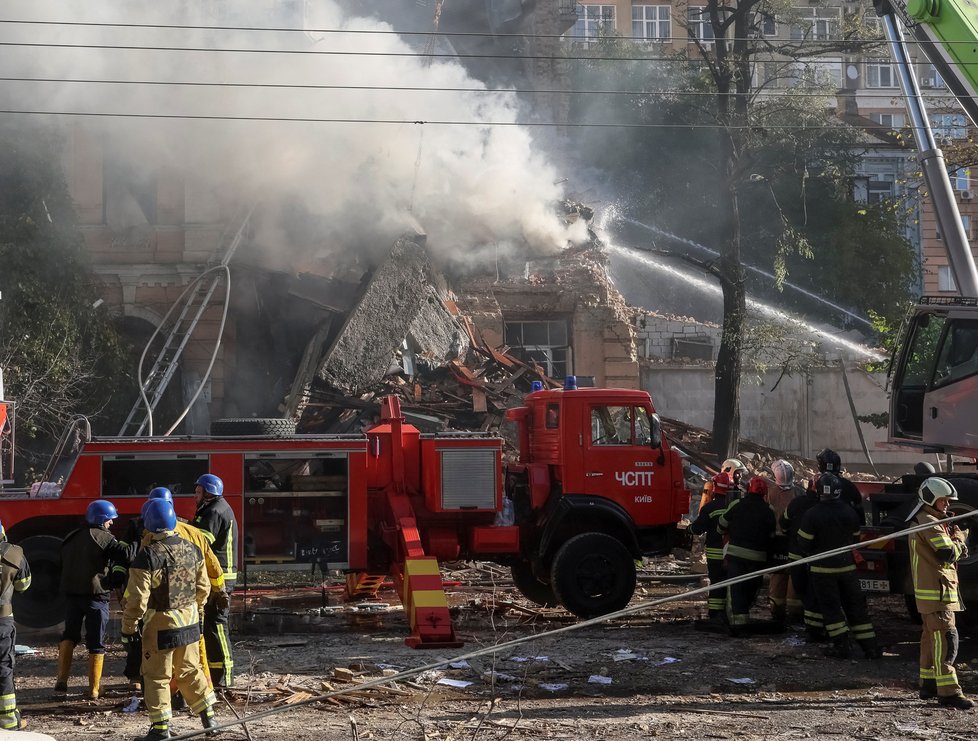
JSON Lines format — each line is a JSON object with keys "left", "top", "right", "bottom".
{"left": 504, "top": 320, "right": 571, "bottom": 378}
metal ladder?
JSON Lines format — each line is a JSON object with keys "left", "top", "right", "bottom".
{"left": 117, "top": 205, "right": 255, "bottom": 436}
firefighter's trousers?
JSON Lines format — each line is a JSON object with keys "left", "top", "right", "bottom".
{"left": 203, "top": 581, "right": 234, "bottom": 688}
{"left": 920, "top": 608, "right": 963, "bottom": 697}
{"left": 0, "top": 620, "right": 18, "bottom": 730}
{"left": 62, "top": 595, "right": 109, "bottom": 653}
{"left": 790, "top": 563, "right": 823, "bottom": 632}
{"left": 725, "top": 556, "right": 765, "bottom": 625}
{"left": 811, "top": 571, "right": 876, "bottom": 647}
{"left": 706, "top": 557, "right": 726, "bottom": 614}
{"left": 142, "top": 635, "right": 216, "bottom": 730}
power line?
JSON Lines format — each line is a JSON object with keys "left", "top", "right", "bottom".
{"left": 0, "top": 39, "right": 904, "bottom": 64}
{"left": 0, "top": 17, "right": 895, "bottom": 46}
{"left": 0, "top": 107, "right": 932, "bottom": 131}
{"left": 2, "top": 74, "right": 967, "bottom": 100}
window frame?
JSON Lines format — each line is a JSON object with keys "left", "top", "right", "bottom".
{"left": 632, "top": 3, "right": 671, "bottom": 43}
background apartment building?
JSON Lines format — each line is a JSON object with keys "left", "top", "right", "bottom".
{"left": 565, "top": 1, "right": 974, "bottom": 295}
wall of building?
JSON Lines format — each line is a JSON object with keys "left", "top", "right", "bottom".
{"left": 642, "top": 363, "right": 923, "bottom": 473}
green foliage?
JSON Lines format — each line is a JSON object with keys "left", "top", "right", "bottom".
{"left": 0, "top": 121, "right": 131, "bottom": 449}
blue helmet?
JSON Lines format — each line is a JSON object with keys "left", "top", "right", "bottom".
{"left": 86, "top": 499, "right": 119, "bottom": 526}
{"left": 143, "top": 499, "right": 177, "bottom": 533}
{"left": 147, "top": 487, "right": 173, "bottom": 502}
{"left": 196, "top": 474, "right": 224, "bottom": 497}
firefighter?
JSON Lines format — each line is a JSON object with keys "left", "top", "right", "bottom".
{"left": 781, "top": 477, "right": 824, "bottom": 642}
{"left": 0, "top": 521, "right": 30, "bottom": 731}
{"left": 691, "top": 472, "right": 733, "bottom": 625}
{"left": 119, "top": 487, "right": 174, "bottom": 690}
{"left": 814, "top": 448, "right": 866, "bottom": 524}
{"left": 910, "top": 478, "right": 974, "bottom": 709}
{"left": 765, "top": 460, "right": 802, "bottom": 624}
{"left": 193, "top": 473, "right": 238, "bottom": 689}
{"left": 123, "top": 498, "right": 218, "bottom": 740}
{"left": 721, "top": 458, "right": 748, "bottom": 495}
{"left": 138, "top": 488, "right": 224, "bottom": 698}
{"left": 795, "top": 473, "right": 880, "bottom": 660}
{"left": 55, "top": 499, "right": 133, "bottom": 699}
{"left": 718, "top": 475, "right": 776, "bottom": 636}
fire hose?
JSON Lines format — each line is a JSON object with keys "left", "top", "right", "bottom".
{"left": 167, "top": 509, "right": 978, "bottom": 740}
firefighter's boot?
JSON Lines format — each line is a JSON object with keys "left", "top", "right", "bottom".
{"left": 938, "top": 693, "right": 976, "bottom": 710}
{"left": 824, "top": 634, "right": 852, "bottom": 659}
{"left": 88, "top": 653, "right": 104, "bottom": 700}
{"left": 200, "top": 705, "right": 219, "bottom": 736}
{"left": 133, "top": 723, "right": 170, "bottom": 740}
{"left": 54, "top": 640, "right": 74, "bottom": 692}
{"left": 858, "top": 637, "right": 882, "bottom": 660}
{"left": 920, "top": 679, "right": 938, "bottom": 700}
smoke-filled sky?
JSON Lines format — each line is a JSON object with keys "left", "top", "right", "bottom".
{"left": 0, "top": 1, "right": 587, "bottom": 266}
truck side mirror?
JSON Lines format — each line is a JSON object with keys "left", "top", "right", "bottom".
{"left": 649, "top": 413, "right": 662, "bottom": 449}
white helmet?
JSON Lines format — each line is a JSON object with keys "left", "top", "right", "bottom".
{"left": 918, "top": 477, "right": 958, "bottom": 507}
{"left": 771, "top": 460, "right": 795, "bottom": 490}
{"left": 721, "top": 458, "right": 748, "bottom": 485}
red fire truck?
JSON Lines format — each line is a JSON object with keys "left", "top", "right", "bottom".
{"left": 0, "top": 380, "right": 689, "bottom": 647}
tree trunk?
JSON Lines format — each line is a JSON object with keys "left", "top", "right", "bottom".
{"left": 712, "top": 133, "right": 747, "bottom": 459}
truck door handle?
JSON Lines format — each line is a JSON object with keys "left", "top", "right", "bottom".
{"left": 586, "top": 472, "right": 604, "bottom": 477}
{"left": 931, "top": 407, "right": 938, "bottom": 419}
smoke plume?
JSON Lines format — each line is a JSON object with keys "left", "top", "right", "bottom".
{"left": 0, "top": 1, "right": 587, "bottom": 267}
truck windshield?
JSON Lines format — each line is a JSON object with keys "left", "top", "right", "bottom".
{"left": 590, "top": 406, "right": 652, "bottom": 446}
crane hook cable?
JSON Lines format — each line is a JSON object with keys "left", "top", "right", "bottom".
{"left": 167, "top": 509, "right": 978, "bottom": 740}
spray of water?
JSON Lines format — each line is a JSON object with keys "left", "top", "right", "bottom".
{"left": 608, "top": 244, "right": 885, "bottom": 361}
{"left": 602, "top": 209, "right": 874, "bottom": 330}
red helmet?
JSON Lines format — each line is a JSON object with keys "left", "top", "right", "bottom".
{"left": 748, "top": 477, "right": 768, "bottom": 496}
{"left": 711, "top": 472, "right": 733, "bottom": 494}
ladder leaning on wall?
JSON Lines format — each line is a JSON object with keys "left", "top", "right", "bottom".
{"left": 117, "top": 204, "right": 255, "bottom": 437}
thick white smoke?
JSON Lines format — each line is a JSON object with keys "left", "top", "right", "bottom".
{"left": 0, "top": 1, "right": 588, "bottom": 266}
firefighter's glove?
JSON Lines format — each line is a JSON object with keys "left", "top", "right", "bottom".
{"left": 210, "top": 588, "right": 231, "bottom": 611}
{"left": 121, "top": 632, "right": 136, "bottom": 645}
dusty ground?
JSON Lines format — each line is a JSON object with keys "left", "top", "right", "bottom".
{"left": 11, "top": 559, "right": 978, "bottom": 741}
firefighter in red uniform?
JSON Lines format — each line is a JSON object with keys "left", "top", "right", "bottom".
{"left": 718, "top": 476, "right": 775, "bottom": 636}
{"left": 692, "top": 472, "right": 733, "bottom": 625}
{"left": 193, "top": 474, "right": 237, "bottom": 689}
{"left": 910, "top": 478, "right": 974, "bottom": 709}
{"left": 795, "top": 473, "right": 879, "bottom": 660}
{"left": 0, "top": 521, "right": 30, "bottom": 731}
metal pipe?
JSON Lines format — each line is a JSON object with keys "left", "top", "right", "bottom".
{"left": 884, "top": 11, "right": 978, "bottom": 298}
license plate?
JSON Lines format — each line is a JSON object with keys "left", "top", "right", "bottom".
{"left": 859, "top": 578, "right": 890, "bottom": 593}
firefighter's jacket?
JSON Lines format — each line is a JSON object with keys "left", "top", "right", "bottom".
{"left": 122, "top": 532, "right": 209, "bottom": 650}
{"left": 718, "top": 492, "right": 775, "bottom": 562}
{"left": 141, "top": 521, "right": 224, "bottom": 593}
{"left": 781, "top": 491, "right": 819, "bottom": 561}
{"left": 0, "top": 542, "right": 30, "bottom": 620}
{"left": 193, "top": 497, "right": 238, "bottom": 583}
{"left": 910, "top": 504, "right": 968, "bottom": 613}
{"left": 60, "top": 525, "right": 134, "bottom": 597}
{"left": 795, "top": 498, "right": 861, "bottom": 573}
{"left": 690, "top": 494, "right": 729, "bottom": 561}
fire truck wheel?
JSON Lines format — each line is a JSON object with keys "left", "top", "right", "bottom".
{"left": 210, "top": 418, "right": 297, "bottom": 437}
{"left": 510, "top": 560, "right": 558, "bottom": 607}
{"left": 550, "top": 532, "right": 636, "bottom": 619}
{"left": 12, "top": 535, "right": 65, "bottom": 629}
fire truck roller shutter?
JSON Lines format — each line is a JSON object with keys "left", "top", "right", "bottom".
{"left": 550, "top": 532, "right": 637, "bottom": 618}
{"left": 12, "top": 534, "right": 65, "bottom": 629}
{"left": 210, "top": 418, "right": 296, "bottom": 437}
